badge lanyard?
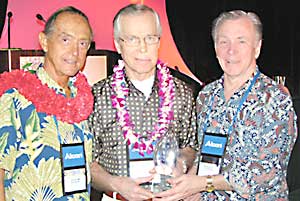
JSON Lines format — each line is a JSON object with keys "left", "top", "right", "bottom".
{"left": 53, "top": 116, "right": 86, "bottom": 143}
{"left": 53, "top": 116, "right": 88, "bottom": 195}
{"left": 198, "top": 71, "right": 260, "bottom": 176}
{"left": 203, "top": 71, "right": 260, "bottom": 135}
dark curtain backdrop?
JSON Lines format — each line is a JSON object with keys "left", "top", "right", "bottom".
{"left": 166, "top": 0, "right": 300, "bottom": 199}
{"left": 0, "top": 0, "right": 8, "bottom": 38}
{"left": 166, "top": 0, "right": 300, "bottom": 98}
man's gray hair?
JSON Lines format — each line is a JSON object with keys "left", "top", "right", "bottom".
{"left": 212, "top": 10, "right": 262, "bottom": 43}
{"left": 113, "top": 4, "right": 162, "bottom": 39}
{"left": 44, "top": 6, "right": 93, "bottom": 39}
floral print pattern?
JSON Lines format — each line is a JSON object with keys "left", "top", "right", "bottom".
{"left": 197, "top": 68, "right": 297, "bottom": 200}
{"left": 0, "top": 68, "right": 93, "bottom": 200}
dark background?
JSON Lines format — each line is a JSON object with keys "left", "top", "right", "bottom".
{"left": 0, "top": 0, "right": 8, "bottom": 38}
{"left": 166, "top": 0, "right": 300, "bottom": 98}
{"left": 166, "top": 0, "right": 300, "bottom": 199}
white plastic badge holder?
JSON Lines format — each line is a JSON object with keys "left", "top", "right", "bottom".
{"left": 129, "top": 149, "right": 154, "bottom": 180}
{"left": 61, "top": 142, "right": 87, "bottom": 195}
{"left": 197, "top": 133, "right": 227, "bottom": 176}
{"left": 130, "top": 159, "right": 154, "bottom": 179}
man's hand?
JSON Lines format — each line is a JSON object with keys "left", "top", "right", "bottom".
{"left": 91, "top": 161, "right": 154, "bottom": 200}
{"left": 152, "top": 174, "right": 204, "bottom": 201}
{"left": 111, "top": 175, "right": 154, "bottom": 201}
{"left": 184, "top": 193, "right": 201, "bottom": 201}
{"left": 172, "top": 157, "right": 188, "bottom": 177}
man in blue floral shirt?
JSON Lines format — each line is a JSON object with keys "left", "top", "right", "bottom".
{"left": 0, "top": 6, "right": 94, "bottom": 200}
{"left": 155, "top": 10, "right": 297, "bottom": 201}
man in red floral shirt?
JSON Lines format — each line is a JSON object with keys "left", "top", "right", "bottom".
{"left": 0, "top": 6, "right": 94, "bottom": 200}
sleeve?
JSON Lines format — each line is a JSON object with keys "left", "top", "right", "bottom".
{"left": 226, "top": 89, "right": 298, "bottom": 197}
{"left": 0, "top": 90, "right": 21, "bottom": 177}
{"left": 195, "top": 88, "right": 211, "bottom": 165}
{"left": 87, "top": 85, "right": 103, "bottom": 162}
{"left": 174, "top": 79, "right": 199, "bottom": 151}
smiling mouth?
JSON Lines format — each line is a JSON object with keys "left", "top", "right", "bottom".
{"left": 226, "top": 60, "right": 238, "bottom": 64}
{"left": 135, "top": 55, "right": 151, "bottom": 61}
{"left": 64, "top": 59, "right": 77, "bottom": 65}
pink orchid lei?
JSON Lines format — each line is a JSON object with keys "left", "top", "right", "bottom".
{"left": 0, "top": 70, "right": 94, "bottom": 124}
{"left": 111, "top": 60, "right": 175, "bottom": 155}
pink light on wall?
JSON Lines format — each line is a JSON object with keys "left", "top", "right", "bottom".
{"left": 0, "top": 0, "right": 200, "bottom": 83}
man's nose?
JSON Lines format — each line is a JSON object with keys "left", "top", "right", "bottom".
{"left": 71, "top": 43, "right": 79, "bottom": 56}
{"left": 139, "top": 38, "right": 148, "bottom": 53}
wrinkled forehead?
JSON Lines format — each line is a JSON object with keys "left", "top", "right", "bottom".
{"left": 216, "top": 17, "right": 257, "bottom": 40}
{"left": 119, "top": 11, "right": 158, "bottom": 35}
{"left": 51, "top": 12, "right": 92, "bottom": 39}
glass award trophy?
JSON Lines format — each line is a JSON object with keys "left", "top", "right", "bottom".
{"left": 152, "top": 129, "right": 179, "bottom": 193}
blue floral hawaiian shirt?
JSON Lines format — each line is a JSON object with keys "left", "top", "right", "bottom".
{"left": 0, "top": 67, "right": 93, "bottom": 200}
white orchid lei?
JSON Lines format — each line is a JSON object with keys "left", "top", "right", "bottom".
{"left": 111, "top": 60, "right": 175, "bottom": 155}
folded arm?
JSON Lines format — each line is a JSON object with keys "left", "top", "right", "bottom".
{"left": 0, "top": 168, "right": 5, "bottom": 201}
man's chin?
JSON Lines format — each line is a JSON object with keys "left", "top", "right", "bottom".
{"left": 65, "top": 68, "right": 81, "bottom": 77}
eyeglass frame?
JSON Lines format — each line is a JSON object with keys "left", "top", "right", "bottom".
{"left": 118, "top": 35, "right": 161, "bottom": 47}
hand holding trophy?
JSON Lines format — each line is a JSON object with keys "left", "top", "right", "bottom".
{"left": 152, "top": 128, "right": 179, "bottom": 193}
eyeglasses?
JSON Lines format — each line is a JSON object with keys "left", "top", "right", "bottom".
{"left": 119, "top": 35, "right": 160, "bottom": 47}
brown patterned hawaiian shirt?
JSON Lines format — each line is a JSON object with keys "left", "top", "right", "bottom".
{"left": 88, "top": 68, "right": 198, "bottom": 177}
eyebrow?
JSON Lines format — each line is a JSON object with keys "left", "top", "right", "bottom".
{"left": 58, "top": 32, "right": 73, "bottom": 37}
{"left": 58, "top": 32, "right": 91, "bottom": 41}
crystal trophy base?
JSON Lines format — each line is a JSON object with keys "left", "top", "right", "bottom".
{"left": 151, "top": 173, "right": 172, "bottom": 193}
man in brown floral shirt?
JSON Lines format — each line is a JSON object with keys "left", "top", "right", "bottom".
{"left": 88, "top": 4, "right": 198, "bottom": 201}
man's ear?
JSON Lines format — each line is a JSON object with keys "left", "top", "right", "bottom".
{"left": 255, "top": 39, "right": 262, "bottom": 59}
{"left": 39, "top": 32, "right": 48, "bottom": 52}
{"left": 114, "top": 39, "right": 121, "bottom": 54}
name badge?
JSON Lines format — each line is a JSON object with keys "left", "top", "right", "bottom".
{"left": 129, "top": 148, "right": 154, "bottom": 179}
{"left": 61, "top": 142, "right": 87, "bottom": 195}
{"left": 198, "top": 132, "right": 227, "bottom": 176}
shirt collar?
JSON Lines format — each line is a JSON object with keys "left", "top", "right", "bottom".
{"left": 217, "top": 66, "right": 260, "bottom": 100}
{"left": 123, "top": 68, "right": 159, "bottom": 94}
{"left": 36, "top": 66, "right": 77, "bottom": 97}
